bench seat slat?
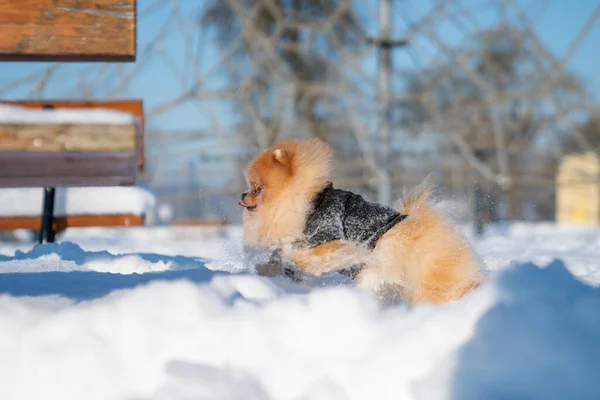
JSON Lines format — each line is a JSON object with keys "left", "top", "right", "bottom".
{"left": 0, "top": 123, "right": 137, "bottom": 152}
{"left": 0, "top": 151, "right": 136, "bottom": 187}
{"left": 0, "top": 176, "right": 135, "bottom": 188}
{"left": 0, "top": 214, "right": 144, "bottom": 230}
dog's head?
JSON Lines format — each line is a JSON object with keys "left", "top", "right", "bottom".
{"left": 238, "top": 146, "right": 292, "bottom": 212}
{"left": 239, "top": 138, "right": 333, "bottom": 213}
{"left": 239, "top": 138, "right": 333, "bottom": 247}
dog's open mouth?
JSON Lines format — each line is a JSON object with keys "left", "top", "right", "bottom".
{"left": 238, "top": 201, "right": 257, "bottom": 211}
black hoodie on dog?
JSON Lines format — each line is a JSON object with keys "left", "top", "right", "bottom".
{"left": 301, "top": 182, "right": 407, "bottom": 250}
{"left": 271, "top": 182, "right": 407, "bottom": 281}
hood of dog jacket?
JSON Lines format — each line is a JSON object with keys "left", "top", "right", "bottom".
{"left": 300, "top": 182, "right": 407, "bottom": 250}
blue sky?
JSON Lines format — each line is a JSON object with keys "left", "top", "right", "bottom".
{"left": 0, "top": 0, "right": 598, "bottom": 134}
{"left": 533, "top": 0, "right": 600, "bottom": 95}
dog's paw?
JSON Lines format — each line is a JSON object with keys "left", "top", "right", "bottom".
{"left": 256, "top": 263, "right": 303, "bottom": 283}
{"left": 256, "top": 263, "right": 284, "bottom": 277}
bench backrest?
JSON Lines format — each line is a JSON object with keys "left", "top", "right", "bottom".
{"left": 0, "top": 0, "right": 136, "bottom": 62}
{"left": 0, "top": 100, "right": 144, "bottom": 188}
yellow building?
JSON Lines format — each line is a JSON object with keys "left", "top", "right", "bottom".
{"left": 556, "top": 152, "right": 600, "bottom": 225}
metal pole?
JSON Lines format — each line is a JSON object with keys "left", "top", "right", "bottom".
{"left": 473, "top": 149, "right": 488, "bottom": 237}
{"left": 39, "top": 104, "right": 56, "bottom": 244}
{"left": 377, "top": 0, "right": 393, "bottom": 206}
{"left": 39, "top": 187, "right": 56, "bottom": 244}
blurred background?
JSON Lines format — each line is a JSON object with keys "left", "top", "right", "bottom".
{"left": 1, "top": 0, "right": 599, "bottom": 232}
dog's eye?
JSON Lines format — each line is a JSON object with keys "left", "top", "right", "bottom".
{"left": 256, "top": 186, "right": 264, "bottom": 194}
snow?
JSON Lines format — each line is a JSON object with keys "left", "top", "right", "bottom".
{"left": 0, "top": 186, "right": 155, "bottom": 217}
{"left": 0, "top": 104, "right": 138, "bottom": 125}
{"left": 0, "top": 223, "right": 599, "bottom": 400}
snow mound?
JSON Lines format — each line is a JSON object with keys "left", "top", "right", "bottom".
{"left": 0, "top": 242, "right": 220, "bottom": 301}
{"left": 418, "top": 260, "right": 600, "bottom": 400}
{"left": 0, "top": 238, "right": 598, "bottom": 400}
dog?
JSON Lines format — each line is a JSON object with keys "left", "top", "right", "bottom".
{"left": 239, "top": 138, "right": 483, "bottom": 304}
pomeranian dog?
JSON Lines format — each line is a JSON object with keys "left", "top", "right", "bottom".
{"left": 239, "top": 138, "right": 483, "bottom": 304}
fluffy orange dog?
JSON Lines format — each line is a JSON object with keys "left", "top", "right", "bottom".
{"left": 239, "top": 138, "right": 483, "bottom": 304}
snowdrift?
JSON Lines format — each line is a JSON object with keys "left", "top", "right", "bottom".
{"left": 0, "top": 224, "right": 599, "bottom": 400}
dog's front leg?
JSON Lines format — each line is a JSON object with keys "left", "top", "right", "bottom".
{"left": 286, "top": 240, "right": 367, "bottom": 277}
{"left": 255, "top": 248, "right": 283, "bottom": 277}
{"left": 255, "top": 248, "right": 302, "bottom": 282}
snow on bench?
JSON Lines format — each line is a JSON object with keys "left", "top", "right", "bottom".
{"left": 0, "top": 104, "right": 138, "bottom": 125}
{"left": 0, "top": 187, "right": 153, "bottom": 217}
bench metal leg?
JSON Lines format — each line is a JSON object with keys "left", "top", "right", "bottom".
{"left": 39, "top": 187, "right": 56, "bottom": 244}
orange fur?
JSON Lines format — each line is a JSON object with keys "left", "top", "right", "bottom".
{"left": 241, "top": 138, "right": 484, "bottom": 305}
{"left": 287, "top": 240, "right": 369, "bottom": 276}
{"left": 362, "top": 178, "right": 484, "bottom": 304}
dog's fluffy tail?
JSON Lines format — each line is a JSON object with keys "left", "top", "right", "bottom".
{"left": 396, "top": 176, "right": 436, "bottom": 215}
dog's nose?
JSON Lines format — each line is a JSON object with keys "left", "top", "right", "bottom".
{"left": 241, "top": 192, "right": 248, "bottom": 201}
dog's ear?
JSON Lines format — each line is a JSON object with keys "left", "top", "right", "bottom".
{"left": 272, "top": 148, "right": 288, "bottom": 166}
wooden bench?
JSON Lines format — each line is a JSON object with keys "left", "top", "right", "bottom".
{"left": 0, "top": 100, "right": 147, "bottom": 243}
{"left": 0, "top": 0, "right": 140, "bottom": 243}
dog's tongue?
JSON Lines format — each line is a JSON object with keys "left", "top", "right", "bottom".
{"left": 238, "top": 201, "right": 247, "bottom": 208}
